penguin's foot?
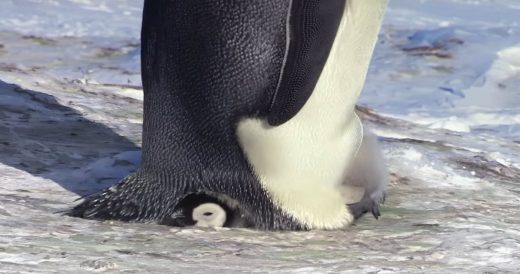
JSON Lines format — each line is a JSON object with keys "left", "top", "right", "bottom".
{"left": 348, "top": 191, "right": 386, "bottom": 220}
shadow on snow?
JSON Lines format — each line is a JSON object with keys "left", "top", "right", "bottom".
{"left": 0, "top": 80, "right": 140, "bottom": 196}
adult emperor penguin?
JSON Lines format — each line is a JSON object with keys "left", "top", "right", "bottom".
{"left": 71, "top": 0, "right": 388, "bottom": 230}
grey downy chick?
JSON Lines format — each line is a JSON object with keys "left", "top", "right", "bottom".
{"left": 342, "top": 129, "right": 388, "bottom": 219}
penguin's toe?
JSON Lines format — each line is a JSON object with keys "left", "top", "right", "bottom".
{"left": 371, "top": 203, "right": 381, "bottom": 219}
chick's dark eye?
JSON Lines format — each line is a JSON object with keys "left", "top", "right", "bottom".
{"left": 203, "top": 212, "right": 213, "bottom": 216}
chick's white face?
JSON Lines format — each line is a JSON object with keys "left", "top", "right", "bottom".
{"left": 192, "top": 203, "right": 227, "bottom": 228}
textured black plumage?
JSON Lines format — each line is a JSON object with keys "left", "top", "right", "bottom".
{"left": 268, "top": 0, "right": 346, "bottom": 126}
{"left": 70, "top": 0, "right": 348, "bottom": 230}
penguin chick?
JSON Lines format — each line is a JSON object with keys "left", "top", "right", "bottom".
{"left": 167, "top": 192, "right": 252, "bottom": 228}
{"left": 343, "top": 129, "right": 388, "bottom": 220}
{"left": 192, "top": 203, "right": 227, "bottom": 227}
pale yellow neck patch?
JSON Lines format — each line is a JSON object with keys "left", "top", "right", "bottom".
{"left": 237, "top": 0, "right": 387, "bottom": 229}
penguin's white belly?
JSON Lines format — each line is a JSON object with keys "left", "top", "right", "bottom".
{"left": 237, "top": 0, "right": 387, "bottom": 229}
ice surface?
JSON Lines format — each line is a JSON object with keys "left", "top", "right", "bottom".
{"left": 0, "top": 0, "right": 519, "bottom": 273}
{"left": 362, "top": 0, "right": 520, "bottom": 141}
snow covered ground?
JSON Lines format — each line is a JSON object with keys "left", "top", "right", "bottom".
{"left": 0, "top": 0, "right": 519, "bottom": 273}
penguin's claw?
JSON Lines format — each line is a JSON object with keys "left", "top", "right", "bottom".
{"left": 371, "top": 203, "right": 381, "bottom": 219}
